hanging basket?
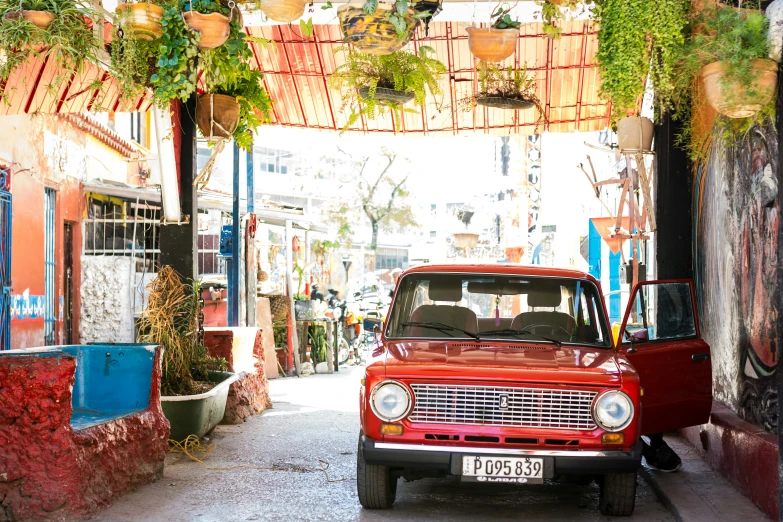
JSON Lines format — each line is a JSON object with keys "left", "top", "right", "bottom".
{"left": 477, "top": 97, "right": 534, "bottom": 110}
{"left": 260, "top": 0, "right": 307, "bottom": 23}
{"left": 115, "top": 3, "right": 164, "bottom": 40}
{"left": 616, "top": 116, "right": 654, "bottom": 152}
{"left": 196, "top": 93, "right": 240, "bottom": 140}
{"left": 453, "top": 233, "right": 479, "bottom": 249}
{"left": 182, "top": 11, "right": 230, "bottom": 49}
{"left": 4, "top": 9, "right": 55, "bottom": 29}
{"left": 358, "top": 86, "right": 415, "bottom": 104}
{"left": 465, "top": 27, "right": 518, "bottom": 63}
{"left": 337, "top": 1, "right": 418, "bottom": 55}
{"left": 701, "top": 59, "right": 778, "bottom": 119}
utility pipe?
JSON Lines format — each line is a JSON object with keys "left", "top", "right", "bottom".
{"left": 152, "top": 106, "right": 181, "bottom": 223}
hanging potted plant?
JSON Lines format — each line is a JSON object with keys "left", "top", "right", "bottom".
{"left": 329, "top": 45, "right": 446, "bottom": 130}
{"left": 337, "top": 0, "right": 427, "bottom": 55}
{"left": 115, "top": 0, "right": 165, "bottom": 40}
{"left": 466, "top": 3, "right": 520, "bottom": 63}
{"left": 594, "top": 0, "right": 689, "bottom": 152}
{"left": 689, "top": 6, "right": 777, "bottom": 119}
{"left": 182, "top": 0, "right": 231, "bottom": 49}
{"left": 110, "top": 3, "right": 164, "bottom": 99}
{"left": 3, "top": 0, "right": 55, "bottom": 28}
{"left": 474, "top": 61, "right": 543, "bottom": 111}
{"left": 0, "top": 0, "right": 101, "bottom": 101}
{"left": 198, "top": 20, "right": 273, "bottom": 149}
{"left": 260, "top": 0, "right": 308, "bottom": 23}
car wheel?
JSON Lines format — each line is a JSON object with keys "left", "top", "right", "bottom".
{"left": 357, "top": 434, "right": 397, "bottom": 509}
{"left": 598, "top": 471, "right": 637, "bottom": 516}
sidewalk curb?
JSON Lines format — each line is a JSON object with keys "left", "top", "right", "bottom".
{"left": 639, "top": 466, "right": 684, "bottom": 522}
{"left": 637, "top": 435, "right": 771, "bottom": 522}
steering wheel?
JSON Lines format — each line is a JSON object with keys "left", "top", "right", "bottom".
{"left": 524, "top": 324, "right": 571, "bottom": 337}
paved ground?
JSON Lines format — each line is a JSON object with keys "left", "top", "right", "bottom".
{"left": 93, "top": 367, "right": 675, "bottom": 522}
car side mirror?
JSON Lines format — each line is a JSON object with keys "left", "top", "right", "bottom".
{"left": 630, "top": 329, "right": 649, "bottom": 343}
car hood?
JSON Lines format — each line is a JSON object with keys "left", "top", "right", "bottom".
{"left": 382, "top": 340, "right": 623, "bottom": 387}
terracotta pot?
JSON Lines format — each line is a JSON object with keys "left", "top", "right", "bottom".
{"left": 466, "top": 26, "right": 518, "bottom": 63}
{"left": 115, "top": 3, "right": 164, "bottom": 41}
{"left": 701, "top": 59, "right": 778, "bottom": 119}
{"left": 260, "top": 0, "right": 307, "bottom": 23}
{"left": 196, "top": 93, "right": 240, "bottom": 139}
{"left": 616, "top": 116, "right": 654, "bottom": 152}
{"left": 182, "top": 11, "right": 230, "bottom": 49}
{"left": 4, "top": 9, "right": 55, "bottom": 29}
{"left": 337, "top": 1, "right": 418, "bottom": 55}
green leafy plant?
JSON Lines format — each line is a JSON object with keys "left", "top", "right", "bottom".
{"left": 671, "top": 4, "right": 774, "bottom": 161}
{"left": 110, "top": 5, "right": 164, "bottom": 100}
{"left": 0, "top": 0, "right": 102, "bottom": 103}
{"left": 477, "top": 61, "right": 538, "bottom": 101}
{"left": 594, "top": 0, "right": 689, "bottom": 122}
{"left": 360, "top": 0, "right": 431, "bottom": 40}
{"left": 308, "top": 324, "right": 327, "bottom": 363}
{"left": 201, "top": 20, "right": 273, "bottom": 150}
{"left": 329, "top": 46, "right": 446, "bottom": 130}
{"left": 490, "top": 3, "right": 521, "bottom": 29}
{"left": 150, "top": 3, "right": 199, "bottom": 106}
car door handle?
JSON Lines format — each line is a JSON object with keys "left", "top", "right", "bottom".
{"left": 692, "top": 353, "right": 710, "bottom": 361}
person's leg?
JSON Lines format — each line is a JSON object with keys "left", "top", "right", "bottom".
{"left": 642, "top": 433, "right": 682, "bottom": 472}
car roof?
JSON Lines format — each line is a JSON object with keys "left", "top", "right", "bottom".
{"left": 401, "top": 263, "right": 598, "bottom": 284}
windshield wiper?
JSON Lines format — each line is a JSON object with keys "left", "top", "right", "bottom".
{"left": 401, "top": 321, "right": 480, "bottom": 340}
{"left": 479, "top": 328, "right": 562, "bottom": 347}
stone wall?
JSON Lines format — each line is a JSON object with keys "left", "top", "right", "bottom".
{"left": 80, "top": 256, "right": 134, "bottom": 343}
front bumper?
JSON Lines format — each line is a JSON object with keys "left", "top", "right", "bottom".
{"left": 362, "top": 436, "right": 643, "bottom": 477}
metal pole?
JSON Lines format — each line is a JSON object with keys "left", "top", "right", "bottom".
{"left": 247, "top": 147, "right": 254, "bottom": 214}
{"left": 228, "top": 142, "right": 241, "bottom": 327}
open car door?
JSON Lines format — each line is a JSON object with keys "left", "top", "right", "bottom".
{"left": 616, "top": 279, "right": 712, "bottom": 435}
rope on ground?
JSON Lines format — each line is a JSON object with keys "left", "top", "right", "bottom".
{"left": 168, "top": 435, "right": 355, "bottom": 482}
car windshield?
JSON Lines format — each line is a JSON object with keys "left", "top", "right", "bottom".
{"left": 385, "top": 273, "right": 611, "bottom": 348}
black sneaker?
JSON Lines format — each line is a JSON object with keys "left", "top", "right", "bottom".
{"left": 642, "top": 440, "right": 682, "bottom": 472}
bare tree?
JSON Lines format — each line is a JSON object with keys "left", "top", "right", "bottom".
{"left": 327, "top": 148, "right": 418, "bottom": 251}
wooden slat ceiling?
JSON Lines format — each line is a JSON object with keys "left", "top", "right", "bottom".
{"left": 247, "top": 19, "right": 610, "bottom": 135}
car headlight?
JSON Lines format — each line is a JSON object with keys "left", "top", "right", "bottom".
{"left": 370, "top": 381, "right": 411, "bottom": 422}
{"left": 593, "top": 391, "right": 633, "bottom": 432}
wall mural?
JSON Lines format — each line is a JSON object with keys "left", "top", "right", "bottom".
{"left": 526, "top": 135, "right": 542, "bottom": 263}
{"left": 694, "top": 124, "right": 779, "bottom": 432}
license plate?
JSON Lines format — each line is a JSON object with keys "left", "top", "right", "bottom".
{"left": 461, "top": 456, "right": 544, "bottom": 484}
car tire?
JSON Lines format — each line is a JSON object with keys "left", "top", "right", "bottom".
{"left": 357, "top": 434, "right": 397, "bottom": 509}
{"left": 598, "top": 471, "right": 637, "bottom": 516}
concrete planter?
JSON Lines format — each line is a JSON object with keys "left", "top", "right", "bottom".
{"left": 161, "top": 370, "right": 239, "bottom": 441}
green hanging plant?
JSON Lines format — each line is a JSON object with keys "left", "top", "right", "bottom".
{"left": 0, "top": 0, "right": 102, "bottom": 103}
{"left": 490, "top": 3, "right": 521, "bottom": 29}
{"left": 329, "top": 45, "right": 446, "bottom": 131}
{"left": 150, "top": 3, "right": 199, "bottom": 106}
{"left": 201, "top": 19, "right": 273, "bottom": 150}
{"left": 594, "top": 0, "right": 689, "bottom": 122}
{"left": 671, "top": 4, "right": 775, "bottom": 162}
{"left": 110, "top": 5, "right": 164, "bottom": 101}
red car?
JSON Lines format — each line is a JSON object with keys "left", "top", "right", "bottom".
{"left": 357, "top": 264, "right": 712, "bottom": 516}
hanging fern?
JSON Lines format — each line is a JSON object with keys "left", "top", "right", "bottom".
{"left": 329, "top": 46, "right": 446, "bottom": 131}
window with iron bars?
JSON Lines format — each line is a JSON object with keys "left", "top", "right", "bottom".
{"left": 83, "top": 196, "right": 228, "bottom": 276}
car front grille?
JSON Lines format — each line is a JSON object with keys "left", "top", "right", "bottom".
{"left": 408, "top": 384, "right": 598, "bottom": 431}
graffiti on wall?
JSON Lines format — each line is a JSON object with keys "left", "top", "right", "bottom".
{"left": 694, "top": 125, "right": 779, "bottom": 432}
{"left": 526, "top": 135, "right": 542, "bottom": 262}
